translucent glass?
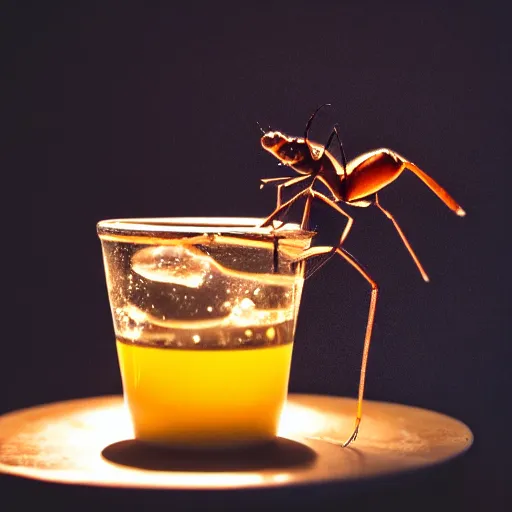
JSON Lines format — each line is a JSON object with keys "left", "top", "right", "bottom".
{"left": 97, "top": 217, "right": 314, "bottom": 448}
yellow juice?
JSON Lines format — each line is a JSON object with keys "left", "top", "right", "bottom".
{"left": 116, "top": 339, "right": 294, "bottom": 448}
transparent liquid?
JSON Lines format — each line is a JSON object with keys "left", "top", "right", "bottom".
{"left": 101, "top": 234, "right": 307, "bottom": 350}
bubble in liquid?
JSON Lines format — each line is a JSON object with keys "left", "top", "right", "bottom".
{"left": 116, "top": 305, "right": 147, "bottom": 340}
{"left": 266, "top": 327, "right": 276, "bottom": 341}
{"left": 131, "top": 245, "right": 212, "bottom": 288}
{"left": 230, "top": 297, "right": 256, "bottom": 319}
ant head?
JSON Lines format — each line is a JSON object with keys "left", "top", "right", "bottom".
{"left": 262, "top": 131, "right": 305, "bottom": 166}
{"left": 261, "top": 131, "right": 285, "bottom": 150}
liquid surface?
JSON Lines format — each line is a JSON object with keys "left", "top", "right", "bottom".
{"left": 117, "top": 338, "right": 294, "bottom": 447}
{"left": 100, "top": 233, "right": 308, "bottom": 349}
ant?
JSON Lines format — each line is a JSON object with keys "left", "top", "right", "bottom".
{"left": 259, "top": 104, "right": 465, "bottom": 447}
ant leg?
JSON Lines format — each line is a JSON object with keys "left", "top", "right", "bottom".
{"left": 260, "top": 187, "right": 312, "bottom": 228}
{"left": 304, "top": 103, "right": 332, "bottom": 161}
{"left": 317, "top": 124, "right": 346, "bottom": 166}
{"left": 301, "top": 193, "right": 313, "bottom": 230}
{"left": 275, "top": 183, "right": 284, "bottom": 208}
{"left": 306, "top": 125, "right": 349, "bottom": 204}
{"left": 260, "top": 176, "right": 292, "bottom": 186}
{"left": 295, "top": 244, "right": 378, "bottom": 447}
{"left": 292, "top": 190, "right": 354, "bottom": 278}
{"left": 261, "top": 174, "right": 312, "bottom": 207}
{"left": 374, "top": 194, "right": 430, "bottom": 282}
{"left": 261, "top": 176, "right": 290, "bottom": 207}
{"left": 302, "top": 104, "right": 348, "bottom": 200}
{"left": 276, "top": 174, "right": 313, "bottom": 208}
{"left": 310, "top": 190, "right": 354, "bottom": 246}
{"left": 333, "top": 124, "right": 348, "bottom": 173}
{"left": 400, "top": 158, "right": 466, "bottom": 217}
{"left": 307, "top": 125, "right": 351, "bottom": 203}
{"left": 325, "top": 124, "right": 349, "bottom": 199}
{"left": 272, "top": 235, "right": 280, "bottom": 273}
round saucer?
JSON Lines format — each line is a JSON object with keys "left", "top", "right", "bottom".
{"left": 0, "top": 394, "right": 472, "bottom": 490}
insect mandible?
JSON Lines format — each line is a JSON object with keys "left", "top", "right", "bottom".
{"left": 259, "top": 104, "right": 466, "bottom": 446}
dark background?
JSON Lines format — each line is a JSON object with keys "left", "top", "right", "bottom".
{"left": 2, "top": 1, "right": 510, "bottom": 510}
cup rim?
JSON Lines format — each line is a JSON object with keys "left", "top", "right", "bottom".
{"left": 97, "top": 217, "right": 314, "bottom": 238}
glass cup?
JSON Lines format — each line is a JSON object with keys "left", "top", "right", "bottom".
{"left": 97, "top": 217, "right": 314, "bottom": 449}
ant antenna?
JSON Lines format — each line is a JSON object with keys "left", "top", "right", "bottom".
{"left": 256, "top": 121, "right": 266, "bottom": 135}
{"left": 304, "top": 103, "right": 332, "bottom": 140}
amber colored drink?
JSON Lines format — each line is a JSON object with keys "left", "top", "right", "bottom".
{"left": 98, "top": 217, "right": 313, "bottom": 448}
{"left": 117, "top": 338, "right": 293, "bottom": 447}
